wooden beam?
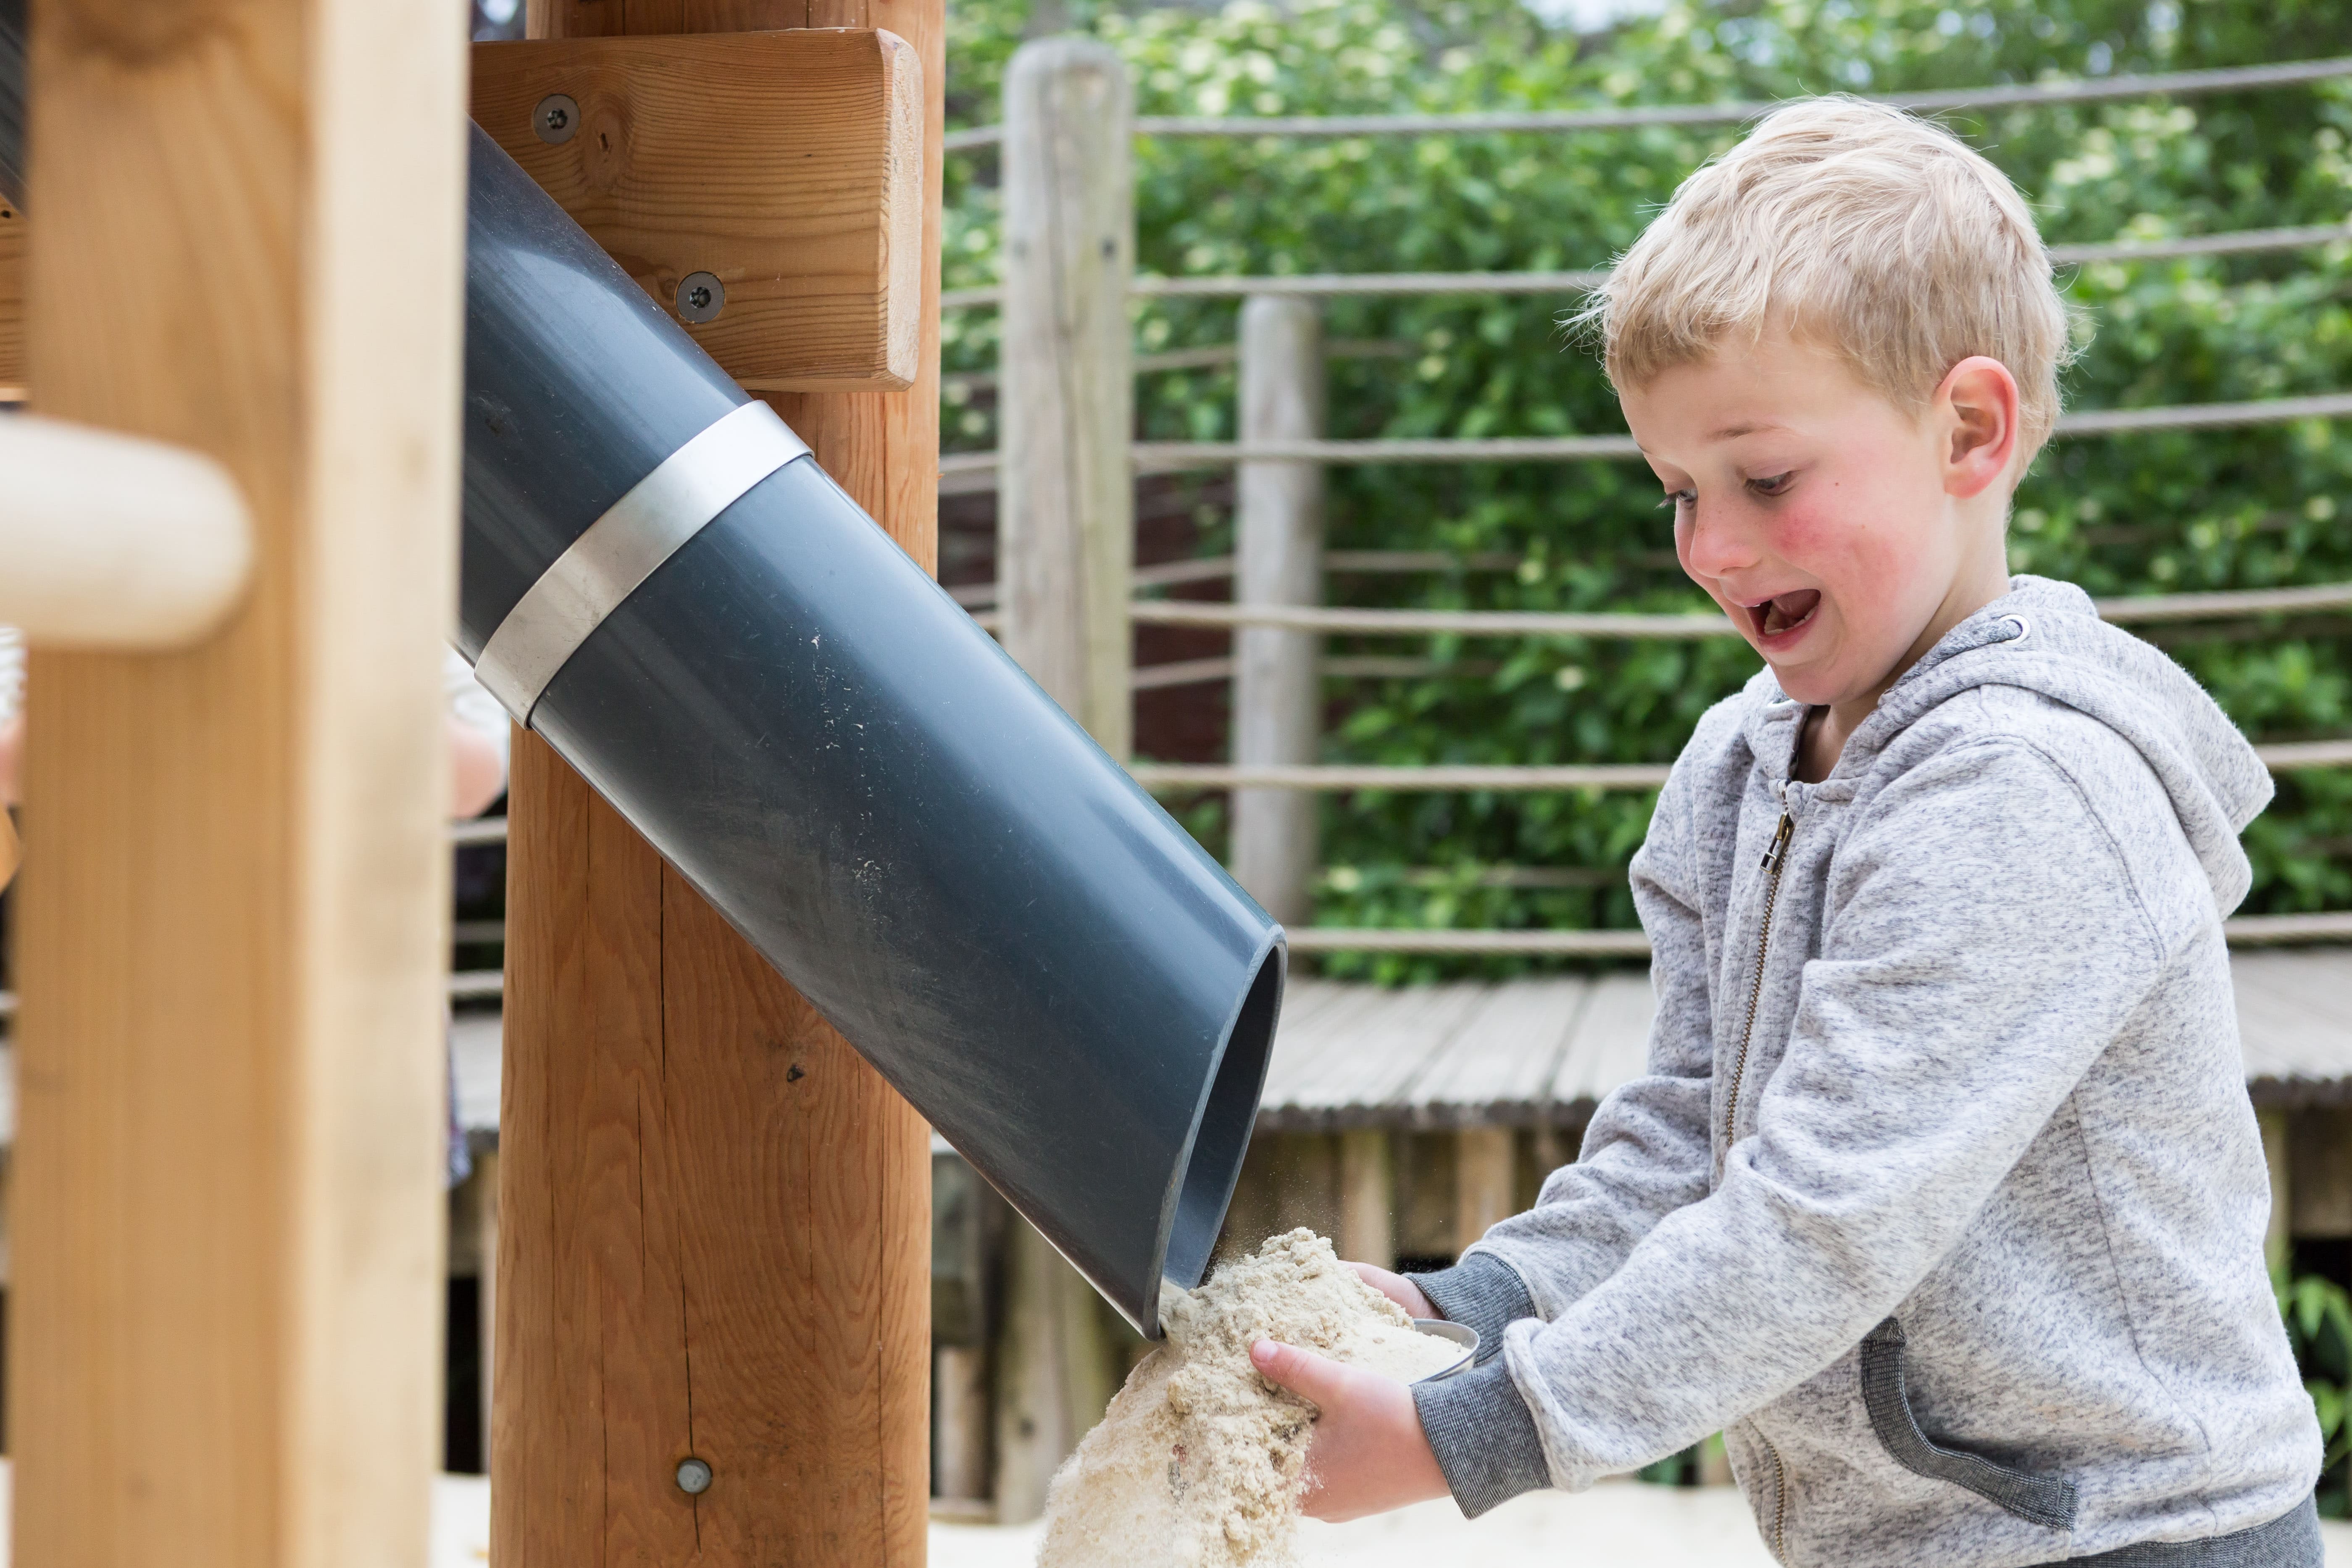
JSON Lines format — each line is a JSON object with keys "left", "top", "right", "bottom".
{"left": 494, "top": 1, "right": 941, "bottom": 1563}
{"left": 10, "top": 0, "right": 466, "bottom": 1563}
{"left": 473, "top": 27, "right": 923, "bottom": 391}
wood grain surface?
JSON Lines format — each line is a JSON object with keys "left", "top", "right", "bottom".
{"left": 0, "top": 198, "right": 21, "bottom": 389}
{"left": 474, "top": 27, "right": 922, "bottom": 389}
{"left": 495, "top": 3, "right": 941, "bottom": 1565}
{"left": 8, "top": 0, "right": 467, "bottom": 1564}
{"left": 997, "top": 41, "right": 1135, "bottom": 756}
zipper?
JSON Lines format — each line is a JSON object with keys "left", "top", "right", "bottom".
{"left": 1762, "top": 1431, "right": 1791, "bottom": 1562}
{"left": 1722, "top": 800, "right": 1797, "bottom": 1146}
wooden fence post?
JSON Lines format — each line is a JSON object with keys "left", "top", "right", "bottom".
{"left": 999, "top": 38, "right": 1135, "bottom": 755}
{"left": 2260, "top": 1109, "right": 2291, "bottom": 1277}
{"left": 11, "top": 0, "right": 466, "bottom": 1559}
{"left": 1232, "top": 295, "right": 1326, "bottom": 925}
{"left": 1339, "top": 1126, "right": 1395, "bottom": 1270}
{"left": 991, "top": 36, "right": 1135, "bottom": 1520}
{"left": 1455, "top": 1127, "right": 1517, "bottom": 1258}
{"left": 495, "top": 3, "right": 942, "bottom": 1564}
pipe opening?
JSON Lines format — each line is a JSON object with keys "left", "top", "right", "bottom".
{"left": 1162, "top": 942, "right": 1285, "bottom": 1293}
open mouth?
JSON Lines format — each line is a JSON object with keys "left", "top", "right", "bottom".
{"left": 1742, "top": 589, "right": 1822, "bottom": 640}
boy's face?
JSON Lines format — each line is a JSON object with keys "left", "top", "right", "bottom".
{"left": 1621, "top": 331, "right": 2009, "bottom": 716}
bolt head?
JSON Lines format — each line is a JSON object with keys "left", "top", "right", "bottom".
{"left": 676, "top": 1457, "right": 714, "bottom": 1495}
{"left": 675, "top": 271, "right": 726, "bottom": 324}
{"left": 534, "top": 94, "right": 581, "bottom": 145}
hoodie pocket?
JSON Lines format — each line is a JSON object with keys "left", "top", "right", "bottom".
{"left": 1860, "top": 1318, "right": 2078, "bottom": 1532}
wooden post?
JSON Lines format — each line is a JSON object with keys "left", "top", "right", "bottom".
{"left": 990, "top": 38, "right": 1133, "bottom": 1517}
{"left": 934, "top": 1345, "right": 992, "bottom": 1504}
{"left": 10, "top": 0, "right": 466, "bottom": 1561}
{"left": 497, "top": 3, "right": 942, "bottom": 1565}
{"left": 931, "top": 1147, "right": 997, "bottom": 1507}
{"left": 992, "top": 1217, "right": 1121, "bottom": 1523}
{"left": 1455, "top": 1128, "right": 1517, "bottom": 1258}
{"left": 1339, "top": 1127, "right": 1395, "bottom": 1269}
{"left": 470, "top": 1147, "right": 500, "bottom": 1454}
{"left": 2290, "top": 1108, "right": 2352, "bottom": 1242}
{"left": 2259, "top": 1109, "right": 2291, "bottom": 1278}
{"left": 999, "top": 39, "right": 1135, "bottom": 755}
{"left": 1231, "top": 295, "right": 1326, "bottom": 925}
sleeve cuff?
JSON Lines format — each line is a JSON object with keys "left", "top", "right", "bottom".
{"left": 1412, "top": 1358, "right": 1551, "bottom": 1518}
{"left": 1408, "top": 1253, "right": 1536, "bottom": 1363}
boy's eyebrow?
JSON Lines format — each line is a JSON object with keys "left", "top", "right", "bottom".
{"left": 1706, "top": 420, "right": 1791, "bottom": 441}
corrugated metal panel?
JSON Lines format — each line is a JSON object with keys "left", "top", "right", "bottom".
{"left": 1256, "top": 947, "right": 2352, "bottom": 1128}
{"left": 2234, "top": 949, "right": 2352, "bottom": 1104}
{"left": 333, "top": 947, "right": 2352, "bottom": 1146}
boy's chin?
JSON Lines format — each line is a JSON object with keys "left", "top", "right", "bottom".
{"left": 1760, "top": 652, "right": 1848, "bottom": 709}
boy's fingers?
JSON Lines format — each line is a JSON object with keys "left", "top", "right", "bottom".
{"left": 1347, "top": 1261, "right": 1435, "bottom": 1320}
{"left": 1249, "top": 1338, "right": 1351, "bottom": 1405}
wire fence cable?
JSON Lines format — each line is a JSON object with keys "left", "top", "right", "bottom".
{"left": 937, "top": 221, "right": 2352, "bottom": 308}
{"left": 943, "top": 53, "right": 2352, "bottom": 151}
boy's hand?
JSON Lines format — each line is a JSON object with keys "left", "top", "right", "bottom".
{"left": 1347, "top": 1261, "right": 1436, "bottom": 1320}
{"left": 1249, "top": 1338, "right": 1451, "bottom": 1522}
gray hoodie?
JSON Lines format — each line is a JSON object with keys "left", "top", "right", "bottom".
{"left": 1408, "top": 577, "right": 2322, "bottom": 1565}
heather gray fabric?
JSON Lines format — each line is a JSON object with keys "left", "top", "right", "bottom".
{"left": 1412, "top": 1359, "right": 1552, "bottom": 1516}
{"left": 2037, "top": 1498, "right": 2320, "bottom": 1566}
{"left": 1411, "top": 578, "right": 2321, "bottom": 1563}
{"left": 1410, "top": 1253, "right": 1531, "bottom": 1364}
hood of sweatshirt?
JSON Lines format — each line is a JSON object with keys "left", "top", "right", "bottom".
{"left": 1778, "top": 574, "right": 2273, "bottom": 915}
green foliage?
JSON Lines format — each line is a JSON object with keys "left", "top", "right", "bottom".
{"left": 945, "top": 0, "right": 2352, "bottom": 978}
{"left": 2281, "top": 1270, "right": 2352, "bottom": 1514}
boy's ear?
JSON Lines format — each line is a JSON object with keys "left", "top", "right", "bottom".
{"left": 1937, "top": 355, "right": 2020, "bottom": 500}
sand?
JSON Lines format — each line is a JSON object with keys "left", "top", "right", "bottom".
{"left": 1034, "top": 1229, "right": 1463, "bottom": 1568}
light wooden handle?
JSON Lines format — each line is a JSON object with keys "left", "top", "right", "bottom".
{"left": 0, "top": 414, "right": 254, "bottom": 648}
{"left": 0, "top": 807, "right": 18, "bottom": 892}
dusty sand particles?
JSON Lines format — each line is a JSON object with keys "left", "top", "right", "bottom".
{"left": 1035, "top": 1229, "right": 1462, "bottom": 1568}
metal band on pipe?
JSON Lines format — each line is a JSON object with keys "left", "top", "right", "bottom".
{"left": 474, "top": 400, "right": 810, "bottom": 723}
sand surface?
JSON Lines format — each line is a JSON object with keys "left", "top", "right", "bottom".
{"left": 249, "top": 1468, "right": 2352, "bottom": 1567}
{"left": 1035, "top": 1229, "right": 1463, "bottom": 1568}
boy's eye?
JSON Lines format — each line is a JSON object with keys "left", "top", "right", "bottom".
{"left": 1747, "top": 471, "right": 1796, "bottom": 497}
{"left": 1659, "top": 489, "right": 1697, "bottom": 514}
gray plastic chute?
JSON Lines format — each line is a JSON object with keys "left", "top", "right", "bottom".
{"left": 455, "top": 126, "right": 1281, "bottom": 1337}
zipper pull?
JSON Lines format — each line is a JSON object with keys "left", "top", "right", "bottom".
{"left": 1760, "top": 811, "right": 1795, "bottom": 871}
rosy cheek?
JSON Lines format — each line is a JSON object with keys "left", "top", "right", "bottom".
{"left": 1767, "top": 503, "right": 1832, "bottom": 562}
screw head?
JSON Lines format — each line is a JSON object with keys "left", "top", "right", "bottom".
{"left": 676, "top": 1457, "right": 714, "bottom": 1495}
{"left": 676, "top": 271, "right": 725, "bottom": 324}
{"left": 534, "top": 94, "right": 580, "bottom": 145}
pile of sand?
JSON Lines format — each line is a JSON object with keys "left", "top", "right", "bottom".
{"left": 1035, "top": 1229, "right": 1463, "bottom": 1568}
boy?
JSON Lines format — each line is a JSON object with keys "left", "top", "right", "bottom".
{"left": 1249, "top": 97, "right": 2323, "bottom": 1565}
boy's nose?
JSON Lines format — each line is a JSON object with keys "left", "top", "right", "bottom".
{"left": 1679, "top": 502, "right": 1763, "bottom": 580}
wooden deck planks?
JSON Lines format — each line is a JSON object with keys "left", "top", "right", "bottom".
{"left": 1397, "top": 978, "right": 1593, "bottom": 1123}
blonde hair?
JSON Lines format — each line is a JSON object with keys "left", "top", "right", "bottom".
{"left": 1584, "top": 96, "right": 2073, "bottom": 463}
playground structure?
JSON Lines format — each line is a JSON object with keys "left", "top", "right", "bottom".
{"left": 0, "top": 0, "right": 1288, "bottom": 1563}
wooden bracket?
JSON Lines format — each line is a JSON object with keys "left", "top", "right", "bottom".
{"left": 472, "top": 28, "right": 923, "bottom": 392}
